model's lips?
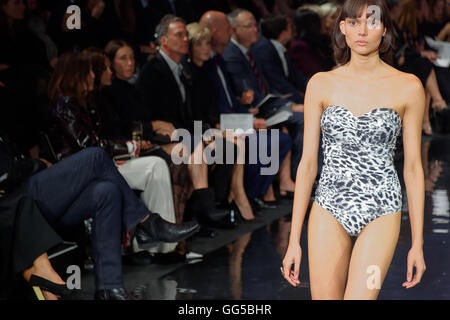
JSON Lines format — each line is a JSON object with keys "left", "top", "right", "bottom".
{"left": 356, "top": 40, "right": 368, "bottom": 46}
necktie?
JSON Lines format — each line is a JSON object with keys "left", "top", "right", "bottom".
{"left": 247, "top": 51, "right": 269, "bottom": 96}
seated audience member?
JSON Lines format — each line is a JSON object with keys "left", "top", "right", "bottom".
{"left": 389, "top": 0, "right": 448, "bottom": 135}
{"left": 186, "top": 22, "right": 256, "bottom": 221}
{"left": 288, "top": 9, "right": 334, "bottom": 79}
{"left": 136, "top": 14, "right": 237, "bottom": 228}
{"left": 200, "top": 10, "right": 293, "bottom": 206}
{"left": 1, "top": 132, "right": 199, "bottom": 299}
{"left": 223, "top": 9, "right": 300, "bottom": 194}
{"left": 1, "top": 136, "right": 66, "bottom": 300}
{"left": 83, "top": 47, "right": 190, "bottom": 258}
{"left": 254, "top": 15, "right": 307, "bottom": 105}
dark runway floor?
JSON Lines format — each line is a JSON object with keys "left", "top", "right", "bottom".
{"left": 75, "top": 134, "right": 450, "bottom": 300}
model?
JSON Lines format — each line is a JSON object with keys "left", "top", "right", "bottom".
{"left": 282, "top": 0, "right": 426, "bottom": 299}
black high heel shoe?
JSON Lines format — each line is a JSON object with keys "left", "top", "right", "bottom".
{"left": 228, "top": 201, "right": 257, "bottom": 223}
{"left": 29, "top": 275, "right": 72, "bottom": 300}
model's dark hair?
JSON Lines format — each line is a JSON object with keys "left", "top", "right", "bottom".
{"left": 260, "top": 14, "right": 288, "bottom": 40}
{"left": 332, "top": 0, "right": 395, "bottom": 65}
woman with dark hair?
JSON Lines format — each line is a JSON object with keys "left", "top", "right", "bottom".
{"left": 288, "top": 9, "right": 335, "bottom": 79}
{"left": 282, "top": 0, "right": 426, "bottom": 299}
{"left": 104, "top": 39, "right": 237, "bottom": 230}
{"left": 45, "top": 52, "right": 199, "bottom": 299}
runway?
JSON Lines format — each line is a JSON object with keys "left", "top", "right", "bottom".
{"left": 72, "top": 134, "right": 450, "bottom": 300}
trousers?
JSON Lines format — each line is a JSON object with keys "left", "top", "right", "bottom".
{"left": 26, "top": 147, "right": 149, "bottom": 290}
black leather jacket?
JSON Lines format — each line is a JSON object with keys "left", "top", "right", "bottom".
{"left": 50, "top": 95, "right": 129, "bottom": 160}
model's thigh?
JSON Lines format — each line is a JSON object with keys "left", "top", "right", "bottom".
{"left": 308, "top": 202, "right": 353, "bottom": 300}
{"left": 344, "top": 211, "right": 401, "bottom": 300}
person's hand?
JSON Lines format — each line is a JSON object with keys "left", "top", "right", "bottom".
{"left": 90, "top": 0, "right": 105, "bottom": 19}
{"left": 249, "top": 107, "right": 259, "bottom": 115}
{"left": 237, "top": 90, "right": 254, "bottom": 105}
{"left": 253, "top": 118, "right": 267, "bottom": 130}
{"left": 140, "top": 140, "right": 154, "bottom": 150}
{"left": 39, "top": 158, "right": 53, "bottom": 168}
{"left": 420, "top": 50, "right": 439, "bottom": 62}
{"left": 152, "top": 120, "right": 176, "bottom": 138}
{"left": 292, "top": 103, "right": 304, "bottom": 113}
{"left": 402, "top": 246, "right": 426, "bottom": 289}
{"left": 282, "top": 242, "right": 302, "bottom": 287}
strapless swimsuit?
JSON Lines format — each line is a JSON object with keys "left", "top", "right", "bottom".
{"left": 314, "top": 105, "right": 403, "bottom": 237}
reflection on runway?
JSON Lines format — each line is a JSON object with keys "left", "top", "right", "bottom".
{"left": 132, "top": 135, "right": 450, "bottom": 300}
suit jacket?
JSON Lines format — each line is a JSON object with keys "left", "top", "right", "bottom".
{"left": 223, "top": 40, "right": 289, "bottom": 116}
{"left": 223, "top": 40, "right": 269, "bottom": 106}
{"left": 203, "top": 54, "right": 248, "bottom": 115}
{"left": 251, "top": 37, "right": 307, "bottom": 104}
{"left": 136, "top": 52, "right": 195, "bottom": 132}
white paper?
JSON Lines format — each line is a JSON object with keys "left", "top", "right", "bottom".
{"left": 265, "top": 110, "right": 293, "bottom": 127}
{"left": 425, "top": 36, "right": 450, "bottom": 68}
{"left": 220, "top": 114, "right": 254, "bottom": 132}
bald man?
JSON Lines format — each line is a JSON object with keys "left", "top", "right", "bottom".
{"left": 200, "top": 11, "right": 233, "bottom": 55}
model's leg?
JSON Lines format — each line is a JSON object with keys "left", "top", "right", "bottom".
{"left": 308, "top": 202, "right": 353, "bottom": 299}
{"left": 343, "top": 211, "right": 401, "bottom": 300}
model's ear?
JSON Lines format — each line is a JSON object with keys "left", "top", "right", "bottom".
{"left": 339, "top": 20, "right": 346, "bottom": 35}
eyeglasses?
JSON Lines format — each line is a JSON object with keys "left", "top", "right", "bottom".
{"left": 236, "top": 23, "right": 258, "bottom": 29}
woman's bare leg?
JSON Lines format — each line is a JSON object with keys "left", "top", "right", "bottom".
{"left": 228, "top": 163, "right": 255, "bottom": 220}
{"left": 422, "top": 90, "right": 432, "bottom": 135}
{"left": 426, "top": 68, "right": 447, "bottom": 110}
{"left": 308, "top": 202, "right": 353, "bottom": 299}
{"left": 343, "top": 211, "right": 401, "bottom": 300}
{"left": 279, "top": 151, "right": 296, "bottom": 194}
{"left": 22, "top": 253, "right": 65, "bottom": 300}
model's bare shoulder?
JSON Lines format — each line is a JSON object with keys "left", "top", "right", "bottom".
{"left": 305, "top": 72, "right": 329, "bottom": 110}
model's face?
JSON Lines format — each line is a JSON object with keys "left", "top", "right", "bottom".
{"left": 161, "top": 21, "right": 190, "bottom": 56}
{"left": 113, "top": 46, "right": 135, "bottom": 80}
{"left": 2, "top": 0, "right": 25, "bottom": 21}
{"left": 339, "top": 6, "right": 386, "bottom": 57}
{"left": 101, "top": 58, "right": 113, "bottom": 87}
{"left": 192, "top": 39, "right": 212, "bottom": 62}
{"left": 233, "top": 11, "right": 259, "bottom": 47}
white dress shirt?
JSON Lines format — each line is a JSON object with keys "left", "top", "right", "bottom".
{"left": 270, "top": 39, "right": 289, "bottom": 77}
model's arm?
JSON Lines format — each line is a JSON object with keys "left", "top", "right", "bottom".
{"left": 401, "top": 74, "right": 427, "bottom": 289}
{"left": 282, "top": 72, "right": 323, "bottom": 286}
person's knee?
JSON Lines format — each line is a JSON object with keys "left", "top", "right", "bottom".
{"left": 92, "top": 181, "right": 121, "bottom": 209}
{"left": 85, "top": 147, "right": 110, "bottom": 163}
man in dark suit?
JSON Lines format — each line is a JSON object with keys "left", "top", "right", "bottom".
{"left": 223, "top": 9, "right": 303, "bottom": 188}
{"left": 200, "top": 11, "right": 292, "bottom": 207}
{"left": 253, "top": 15, "right": 308, "bottom": 104}
{"left": 137, "top": 14, "right": 234, "bottom": 229}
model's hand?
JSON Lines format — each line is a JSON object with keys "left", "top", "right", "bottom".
{"left": 402, "top": 247, "right": 426, "bottom": 289}
{"left": 282, "top": 242, "right": 302, "bottom": 287}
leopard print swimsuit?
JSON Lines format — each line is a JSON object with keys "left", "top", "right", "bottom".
{"left": 314, "top": 105, "right": 402, "bottom": 237}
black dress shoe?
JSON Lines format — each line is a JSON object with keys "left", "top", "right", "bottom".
{"left": 122, "top": 251, "right": 153, "bottom": 266}
{"left": 252, "top": 197, "right": 277, "bottom": 210}
{"left": 95, "top": 288, "right": 135, "bottom": 300}
{"left": 136, "top": 214, "right": 200, "bottom": 250}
